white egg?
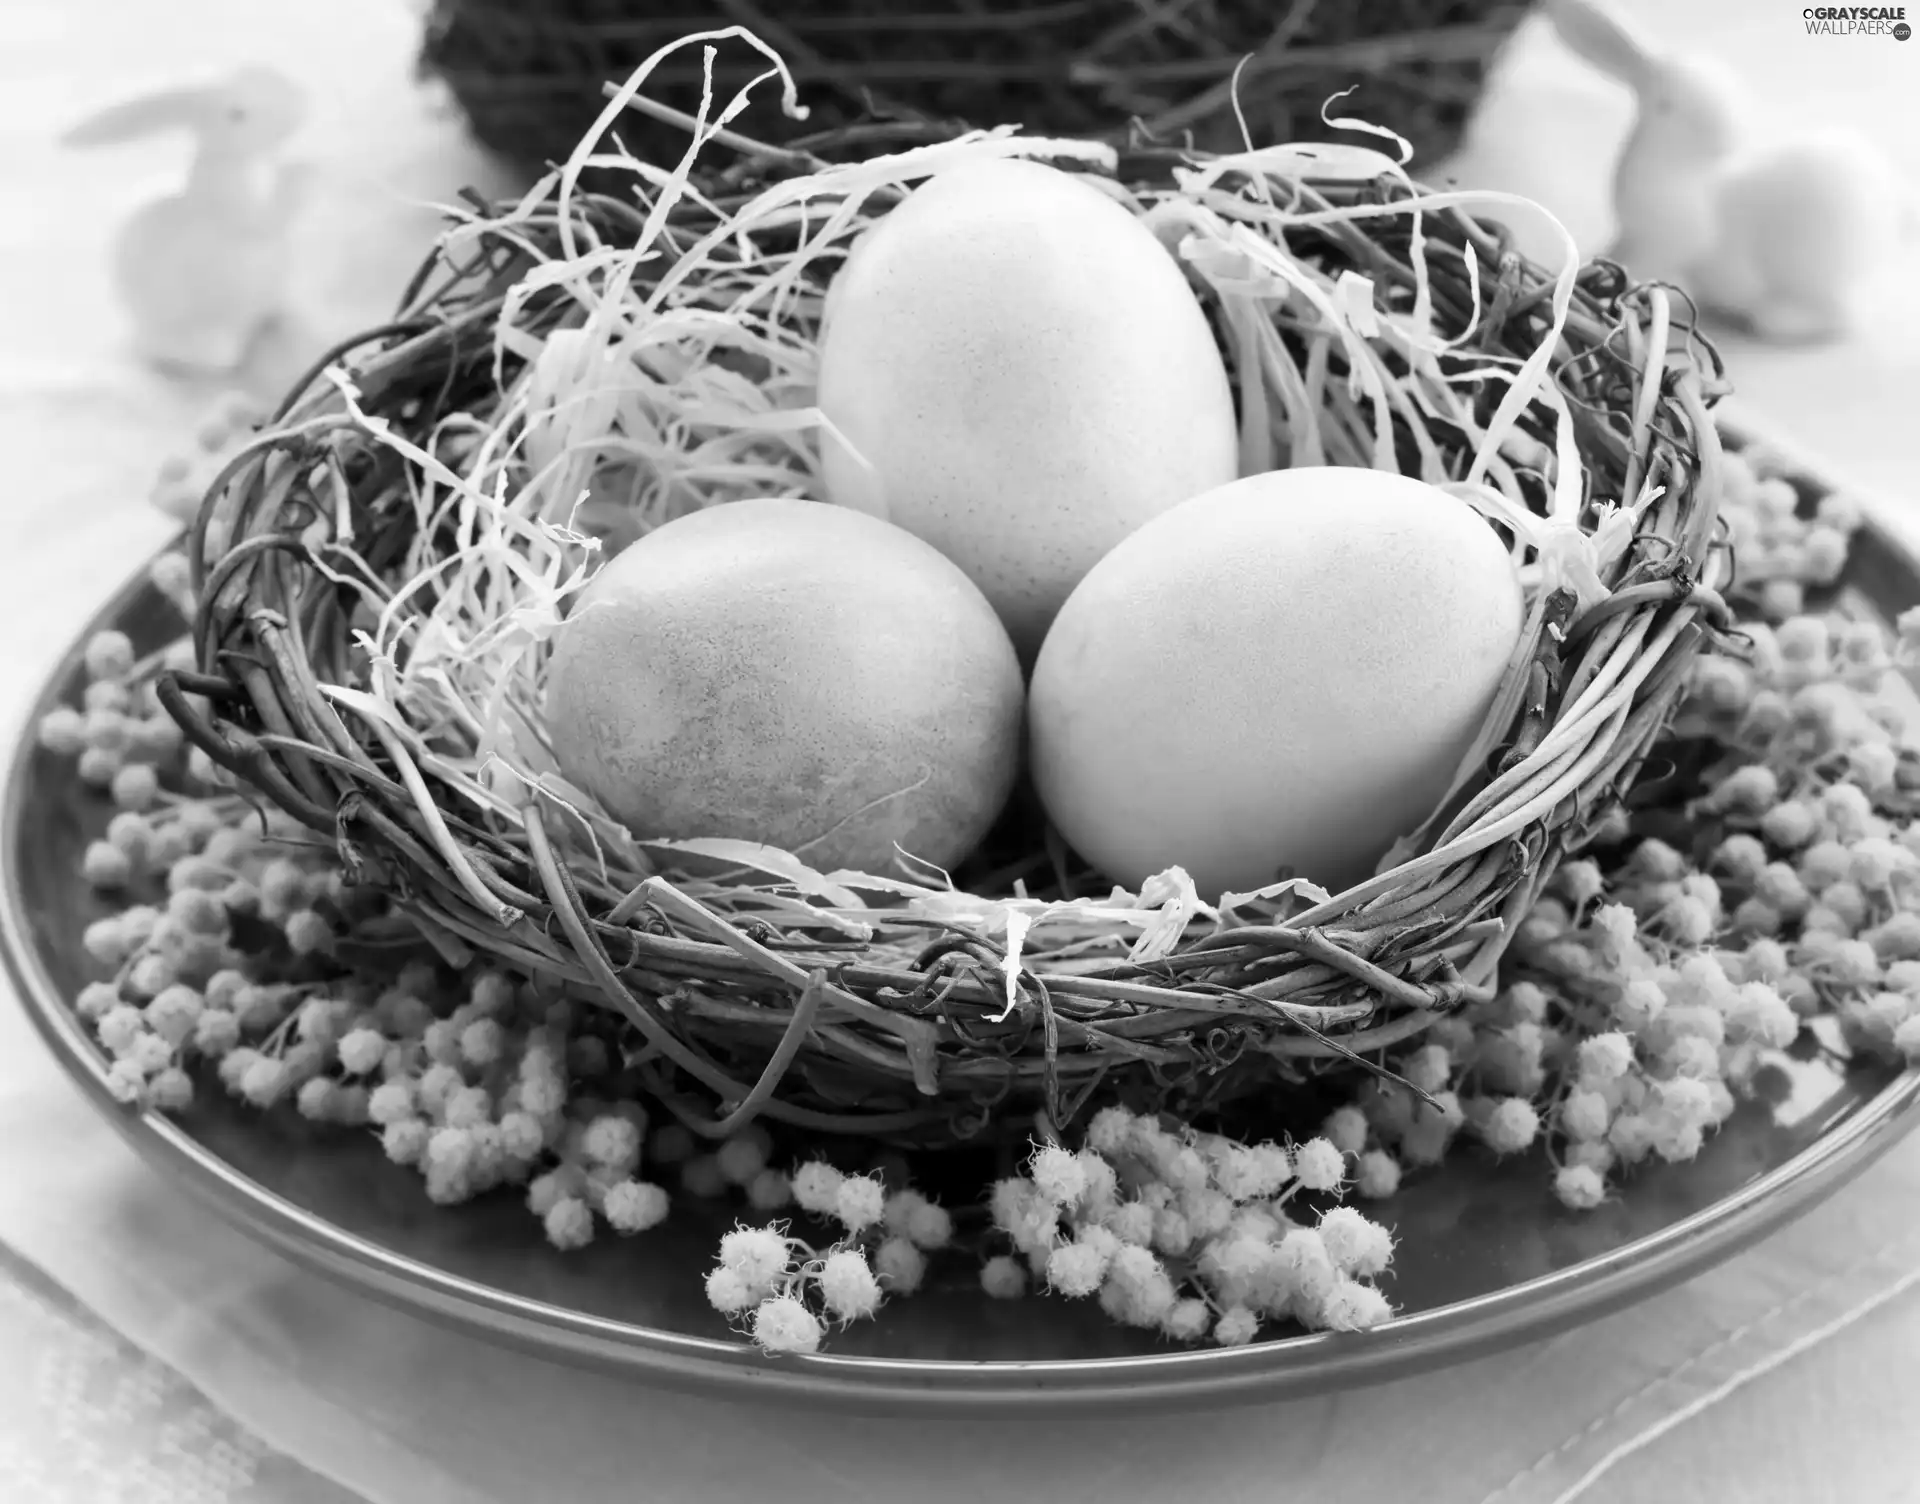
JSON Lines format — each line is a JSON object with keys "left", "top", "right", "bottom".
{"left": 1028, "top": 465, "right": 1527, "bottom": 900}
{"left": 544, "top": 498, "right": 1024, "bottom": 877}
{"left": 815, "top": 156, "right": 1238, "bottom": 660}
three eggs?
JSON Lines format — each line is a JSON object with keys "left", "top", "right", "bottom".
{"left": 545, "top": 157, "right": 1525, "bottom": 900}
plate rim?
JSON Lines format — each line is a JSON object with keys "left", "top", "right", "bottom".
{"left": 7, "top": 504, "right": 1920, "bottom": 1414}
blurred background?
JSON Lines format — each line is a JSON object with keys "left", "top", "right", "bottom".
{"left": 1, "top": 0, "right": 1914, "bottom": 703}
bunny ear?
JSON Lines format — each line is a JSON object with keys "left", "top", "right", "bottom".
{"left": 1540, "top": 0, "right": 1658, "bottom": 86}
{"left": 60, "top": 87, "right": 212, "bottom": 148}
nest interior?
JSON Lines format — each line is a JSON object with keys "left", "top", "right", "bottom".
{"left": 160, "top": 71, "right": 1732, "bottom": 1153}
{"left": 417, "top": 0, "right": 1537, "bottom": 173}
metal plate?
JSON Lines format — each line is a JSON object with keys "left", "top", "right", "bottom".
{"left": 7, "top": 480, "right": 1920, "bottom": 1415}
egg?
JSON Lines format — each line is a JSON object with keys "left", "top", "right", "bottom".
{"left": 1028, "top": 466, "right": 1526, "bottom": 900}
{"left": 814, "top": 156, "right": 1239, "bottom": 661}
{"left": 543, "top": 497, "right": 1024, "bottom": 875}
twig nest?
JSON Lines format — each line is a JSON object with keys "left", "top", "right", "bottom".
{"left": 163, "top": 33, "right": 1728, "bottom": 1145}
{"left": 544, "top": 498, "right": 1024, "bottom": 875}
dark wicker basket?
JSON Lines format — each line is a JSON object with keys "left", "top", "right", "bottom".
{"left": 418, "top": 0, "right": 1535, "bottom": 173}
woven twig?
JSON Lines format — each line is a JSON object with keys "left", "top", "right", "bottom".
{"left": 417, "top": 0, "right": 1534, "bottom": 172}
{"left": 156, "top": 124, "right": 1731, "bottom": 1151}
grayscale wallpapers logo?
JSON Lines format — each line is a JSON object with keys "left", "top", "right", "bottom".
{"left": 1804, "top": 5, "right": 1911, "bottom": 35}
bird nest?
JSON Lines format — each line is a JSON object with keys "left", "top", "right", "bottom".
{"left": 417, "top": 0, "right": 1535, "bottom": 173}
{"left": 160, "top": 34, "right": 1731, "bottom": 1152}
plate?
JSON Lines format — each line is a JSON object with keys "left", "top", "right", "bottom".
{"left": 7, "top": 445, "right": 1920, "bottom": 1414}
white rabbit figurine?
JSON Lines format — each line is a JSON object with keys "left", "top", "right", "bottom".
{"left": 1542, "top": 0, "right": 1910, "bottom": 343}
{"left": 62, "top": 65, "right": 310, "bottom": 374}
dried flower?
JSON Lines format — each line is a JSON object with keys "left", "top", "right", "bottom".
{"left": 715, "top": 1131, "right": 770, "bottom": 1186}
{"left": 1317, "top": 1206, "right": 1393, "bottom": 1277}
{"left": 1322, "top": 1105, "right": 1370, "bottom": 1156}
{"left": 1212, "top": 1307, "right": 1260, "bottom": 1347}
{"left": 832, "top": 1173, "right": 886, "bottom": 1233}
{"left": 1045, "top": 1240, "right": 1110, "bottom": 1298}
{"left": 751, "top": 1295, "right": 823, "bottom": 1354}
{"left": 819, "top": 1248, "right": 884, "bottom": 1322}
{"left": 791, "top": 1161, "right": 845, "bottom": 1217}
{"left": 542, "top": 1197, "right": 595, "bottom": 1251}
{"left": 874, "top": 1237, "right": 927, "bottom": 1294}
{"left": 1317, "top": 1278, "right": 1393, "bottom": 1332}
{"left": 980, "top": 1255, "right": 1028, "bottom": 1300}
{"left": 743, "top": 1168, "right": 792, "bottom": 1213}
{"left": 1290, "top": 1137, "right": 1345, "bottom": 1191}
{"left": 1353, "top": 1150, "right": 1402, "bottom": 1200}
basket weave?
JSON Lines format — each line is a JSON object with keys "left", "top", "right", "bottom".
{"left": 417, "top": 0, "right": 1534, "bottom": 172}
{"left": 159, "top": 117, "right": 1730, "bottom": 1152}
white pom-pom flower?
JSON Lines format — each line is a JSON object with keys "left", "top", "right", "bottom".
{"left": 1273, "top": 1229, "right": 1337, "bottom": 1305}
{"left": 381, "top": 1119, "right": 430, "bottom": 1167}
{"left": 1030, "top": 1143, "right": 1089, "bottom": 1206}
{"left": 874, "top": 1237, "right": 927, "bottom": 1294}
{"left": 1322, "top": 1105, "right": 1370, "bottom": 1156}
{"left": 1075, "top": 1148, "right": 1120, "bottom": 1212}
{"left": 603, "top": 1180, "right": 670, "bottom": 1234}
{"left": 542, "top": 1197, "right": 595, "bottom": 1251}
{"left": 988, "top": 1176, "right": 1038, "bottom": 1236}
{"left": 1103, "top": 1200, "right": 1155, "bottom": 1247}
{"left": 1560, "top": 1088, "right": 1612, "bottom": 1142}
{"left": 1317, "top": 1277, "right": 1393, "bottom": 1332}
{"left": 581, "top": 1115, "right": 642, "bottom": 1176}
{"left": 1574, "top": 1029, "right": 1635, "bottom": 1091}
{"left": 718, "top": 1226, "right": 792, "bottom": 1289}
{"left": 1163, "top": 1298, "right": 1213, "bottom": 1343}
{"left": 336, "top": 1027, "right": 387, "bottom": 1076}
{"left": 747, "top": 1169, "right": 793, "bottom": 1213}
{"left": 705, "top": 1267, "right": 758, "bottom": 1315}
{"left": 790, "top": 1161, "right": 844, "bottom": 1217}
{"left": 1290, "top": 1137, "right": 1345, "bottom": 1191}
{"left": 1084, "top": 1106, "right": 1135, "bottom": 1158}
{"left": 819, "top": 1248, "right": 883, "bottom": 1322}
{"left": 1481, "top": 1097, "right": 1541, "bottom": 1156}
{"left": 1353, "top": 1150, "right": 1402, "bottom": 1200}
{"left": 1553, "top": 1165, "right": 1608, "bottom": 1211}
{"left": 904, "top": 1199, "right": 953, "bottom": 1251}
{"left": 751, "top": 1295, "right": 824, "bottom": 1354}
{"left": 980, "top": 1255, "right": 1027, "bottom": 1300}
{"left": 1180, "top": 1186, "right": 1235, "bottom": 1238}
{"left": 882, "top": 1189, "right": 929, "bottom": 1239}
{"left": 716, "top": 1133, "right": 770, "bottom": 1186}
{"left": 1403, "top": 1044, "right": 1452, "bottom": 1095}
{"left": 1317, "top": 1206, "right": 1394, "bottom": 1277}
{"left": 833, "top": 1173, "right": 886, "bottom": 1234}
{"left": 1045, "top": 1240, "right": 1111, "bottom": 1298}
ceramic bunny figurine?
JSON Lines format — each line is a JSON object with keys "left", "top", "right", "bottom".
{"left": 62, "top": 65, "right": 310, "bottom": 373}
{"left": 1542, "top": 0, "right": 1909, "bottom": 342}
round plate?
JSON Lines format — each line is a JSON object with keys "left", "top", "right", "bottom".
{"left": 8, "top": 461, "right": 1920, "bottom": 1415}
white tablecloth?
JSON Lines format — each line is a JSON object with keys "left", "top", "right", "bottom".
{"left": 3, "top": 3, "right": 1920, "bottom": 1501}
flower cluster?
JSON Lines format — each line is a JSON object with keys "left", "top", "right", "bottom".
{"left": 979, "top": 1111, "right": 1394, "bottom": 1346}
{"left": 1293, "top": 449, "right": 1915, "bottom": 1214}
{"left": 41, "top": 454, "right": 1920, "bottom": 1362}
{"left": 1714, "top": 441, "right": 1862, "bottom": 622}
{"left": 705, "top": 1166, "right": 956, "bottom": 1353}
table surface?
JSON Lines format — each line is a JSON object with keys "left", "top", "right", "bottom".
{"left": 3, "top": 2, "right": 1919, "bottom": 1501}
